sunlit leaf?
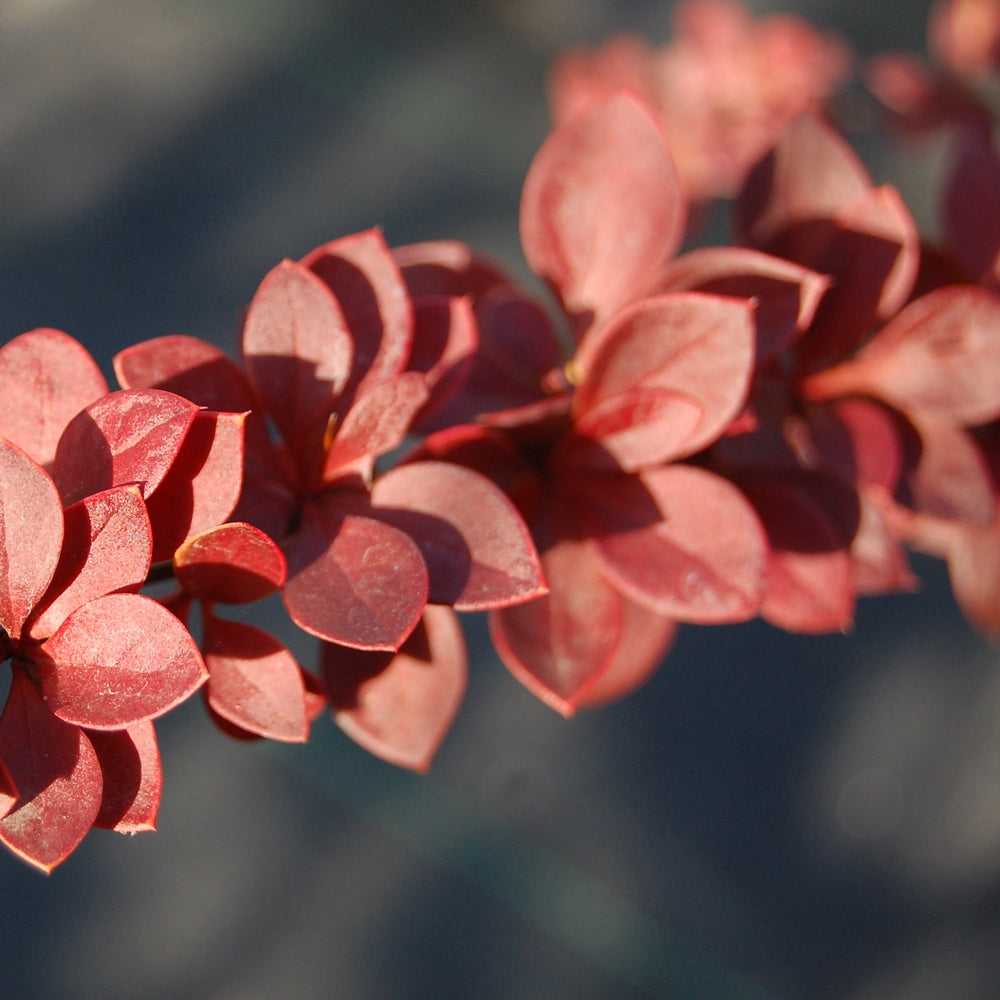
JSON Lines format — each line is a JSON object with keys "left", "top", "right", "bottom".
{"left": 35, "top": 594, "right": 208, "bottom": 729}
{"left": 370, "top": 460, "right": 546, "bottom": 609}
{"left": 0, "top": 328, "right": 108, "bottom": 468}
{"left": 175, "top": 522, "right": 286, "bottom": 604}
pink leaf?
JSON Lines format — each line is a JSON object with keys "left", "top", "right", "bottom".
{"left": 321, "top": 372, "right": 429, "bottom": 484}
{"left": 144, "top": 410, "right": 246, "bottom": 562}
{"left": 28, "top": 485, "right": 152, "bottom": 640}
{"left": 520, "top": 91, "right": 686, "bottom": 334}
{"left": 174, "top": 522, "right": 286, "bottom": 604}
{"left": 0, "top": 438, "right": 64, "bottom": 641}
{"left": 370, "top": 460, "right": 546, "bottom": 609}
{"left": 323, "top": 604, "right": 467, "bottom": 772}
{"left": 51, "top": 388, "right": 200, "bottom": 507}
{"left": 573, "top": 293, "right": 755, "bottom": 461}
{"left": 35, "top": 593, "right": 207, "bottom": 729}
{"left": 241, "top": 259, "right": 354, "bottom": 454}
{"left": 802, "top": 286, "right": 1000, "bottom": 427}
{"left": 658, "top": 246, "right": 831, "bottom": 360}
{"left": 283, "top": 503, "right": 428, "bottom": 650}
{"left": 88, "top": 721, "right": 162, "bottom": 832}
{"left": 303, "top": 228, "right": 414, "bottom": 398}
{"left": 0, "top": 328, "right": 108, "bottom": 468}
{"left": 202, "top": 612, "right": 308, "bottom": 743}
{"left": 0, "top": 669, "right": 102, "bottom": 872}
{"left": 582, "top": 465, "right": 768, "bottom": 623}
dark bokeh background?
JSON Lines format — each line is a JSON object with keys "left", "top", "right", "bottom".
{"left": 3, "top": 2, "right": 999, "bottom": 998}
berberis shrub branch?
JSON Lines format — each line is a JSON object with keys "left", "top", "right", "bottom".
{"left": 1, "top": 0, "right": 998, "bottom": 871}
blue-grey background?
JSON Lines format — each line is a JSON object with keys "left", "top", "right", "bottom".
{"left": 3, "top": 2, "right": 997, "bottom": 998}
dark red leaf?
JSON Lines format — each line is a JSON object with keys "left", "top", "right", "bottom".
{"left": 739, "top": 475, "right": 856, "bottom": 633}
{"left": 573, "top": 293, "right": 755, "bottom": 461}
{"left": 303, "top": 228, "right": 414, "bottom": 399}
{"left": 283, "top": 502, "right": 428, "bottom": 650}
{"left": 35, "top": 594, "right": 208, "bottom": 729}
{"left": 52, "top": 388, "right": 200, "bottom": 507}
{"left": 395, "top": 239, "right": 514, "bottom": 301}
{"left": 202, "top": 613, "right": 308, "bottom": 743}
{"left": 0, "top": 328, "right": 108, "bottom": 468}
{"left": 241, "top": 259, "right": 354, "bottom": 453}
{"left": 520, "top": 91, "right": 686, "bottom": 334}
{"left": 323, "top": 604, "right": 466, "bottom": 772}
{"left": 0, "top": 439, "right": 64, "bottom": 641}
{"left": 28, "top": 485, "right": 152, "bottom": 640}
{"left": 944, "top": 129, "right": 1000, "bottom": 283}
{"left": 581, "top": 465, "right": 769, "bottom": 623}
{"left": 88, "top": 722, "right": 162, "bottom": 832}
{"left": 144, "top": 410, "right": 246, "bottom": 562}
{"left": 0, "top": 669, "right": 102, "bottom": 872}
{"left": 174, "top": 522, "right": 286, "bottom": 604}
{"left": 370, "top": 460, "right": 546, "bottom": 609}
{"left": 407, "top": 296, "right": 479, "bottom": 428}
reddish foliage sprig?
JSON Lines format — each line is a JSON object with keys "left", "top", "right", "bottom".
{"left": 2, "top": 0, "right": 1000, "bottom": 872}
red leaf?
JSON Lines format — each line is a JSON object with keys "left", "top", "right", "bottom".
{"left": 88, "top": 721, "right": 162, "bottom": 832}
{"left": 574, "top": 293, "right": 755, "bottom": 461}
{"left": 174, "top": 522, "right": 286, "bottom": 604}
{"left": 52, "top": 388, "right": 200, "bottom": 507}
{"left": 424, "top": 287, "right": 567, "bottom": 427}
{"left": 520, "top": 91, "right": 686, "bottom": 334}
{"left": 321, "top": 373, "right": 429, "bottom": 484}
{"left": 0, "top": 328, "right": 108, "bottom": 467}
{"left": 0, "top": 438, "right": 64, "bottom": 641}
{"left": 944, "top": 130, "right": 1000, "bottom": 283}
{"left": 114, "top": 334, "right": 258, "bottom": 413}
{"left": 370, "top": 460, "right": 546, "bottom": 609}
{"left": 561, "top": 387, "right": 704, "bottom": 474}
{"left": 241, "top": 259, "right": 354, "bottom": 453}
{"left": 35, "top": 593, "right": 208, "bottom": 729}
{"left": 739, "top": 475, "right": 856, "bottom": 633}
{"left": 144, "top": 410, "right": 246, "bottom": 562}
{"left": 0, "top": 669, "right": 102, "bottom": 872}
{"left": 283, "top": 502, "right": 428, "bottom": 650}
{"left": 407, "top": 296, "right": 479, "bottom": 428}
{"left": 395, "top": 239, "right": 513, "bottom": 301}
{"left": 658, "top": 247, "right": 831, "bottom": 360}
{"left": 737, "top": 113, "right": 872, "bottom": 248}
{"left": 489, "top": 529, "right": 623, "bottom": 716}
{"left": 573, "top": 597, "right": 676, "bottom": 710}
{"left": 202, "top": 613, "right": 308, "bottom": 743}
{"left": 303, "top": 228, "right": 414, "bottom": 399}
{"left": 28, "top": 485, "right": 152, "bottom": 640}
{"left": 802, "top": 286, "right": 1000, "bottom": 427}
{"left": 323, "top": 604, "right": 466, "bottom": 772}
{"left": 582, "top": 465, "right": 768, "bottom": 623}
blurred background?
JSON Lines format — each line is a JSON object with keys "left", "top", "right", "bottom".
{"left": 3, "top": 1, "right": 999, "bottom": 998}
